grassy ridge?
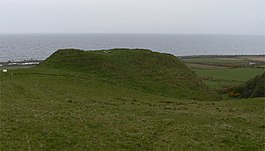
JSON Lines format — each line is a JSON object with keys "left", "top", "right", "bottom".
{"left": 38, "top": 49, "right": 218, "bottom": 101}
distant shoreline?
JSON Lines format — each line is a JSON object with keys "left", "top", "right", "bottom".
{"left": 0, "top": 60, "right": 41, "bottom": 67}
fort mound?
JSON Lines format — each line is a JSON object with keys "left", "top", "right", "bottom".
{"left": 39, "top": 48, "right": 218, "bottom": 100}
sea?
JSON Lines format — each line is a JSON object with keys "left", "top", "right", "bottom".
{"left": 0, "top": 33, "right": 264, "bottom": 62}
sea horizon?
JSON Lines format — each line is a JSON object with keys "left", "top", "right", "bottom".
{"left": 1, "top": 33, "right": 264, "bottom": 62}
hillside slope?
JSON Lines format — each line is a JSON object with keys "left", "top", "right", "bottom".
{"left": 1, "top": 51, "right": 264, "bottom": 150}
{"left": 38, "top": 49, "right": 218, "bottom": 100}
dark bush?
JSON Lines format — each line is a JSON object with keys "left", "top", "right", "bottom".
{"left": 235, "top": 72, "right": 265, "bottom": 98}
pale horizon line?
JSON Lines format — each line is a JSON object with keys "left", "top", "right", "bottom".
{"left": 0, "top": 32, "right": 264, "bottom": 36}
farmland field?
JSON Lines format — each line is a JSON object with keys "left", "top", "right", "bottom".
{"left": 182, "top": 55, "right": 265, "bottom": 89}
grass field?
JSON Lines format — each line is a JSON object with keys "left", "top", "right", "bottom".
{"left": 194, "top": 68, "right": 264, "bottom": 89}
{"left": 1, "top": 69, "right": 264, "bottom": 150}
{"left": 0, "top": 50, "right": 264, "bottom": 150}
{"left": 182, "top": 55, "right": 265, "bottom": 67}
{"left": 181, "top": 55, "right": 265, "bottom": 89}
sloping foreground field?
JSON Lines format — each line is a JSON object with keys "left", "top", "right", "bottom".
{"left": 0, "top": 49, "right": 264, "bottom": 150}
{"left": 0, "top": 69, "right": 264, "bottom": 150}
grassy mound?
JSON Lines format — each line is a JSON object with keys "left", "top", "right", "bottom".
{"left": 38, "top": 48, "right": 218, "bottom": 100}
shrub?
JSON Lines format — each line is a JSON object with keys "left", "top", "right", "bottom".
{"left": 234, "top": 72, "right": 265, "bottom": 98}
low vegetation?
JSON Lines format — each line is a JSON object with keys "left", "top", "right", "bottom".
{"left": 0, "top": 49, "right": 264, "bottom": 150}
{"left": 233, "top": 72, "right": 265, "bottom": 98}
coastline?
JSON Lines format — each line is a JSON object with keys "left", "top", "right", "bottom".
{"left": 0, "top": 60, "right": 41, "bottom": 69}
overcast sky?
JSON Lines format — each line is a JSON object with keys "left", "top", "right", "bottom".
{"left": 0, "top": 0, "right": 264, "bottom": 35}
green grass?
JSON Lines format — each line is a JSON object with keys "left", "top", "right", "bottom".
{"left": 181, "top": 55, "right": 265, "bottom": 90}
{"left": 1, "top": 69, "right": 264, "bottom": 150}
{"left": 182, "top": 56, "right": 265, "bottom": 67}
{"left": 0, "top": 49, "right": 264, "bottom": 150}
{"left": 182, "top": 57, "right": 249, "bottom": 66}
{"left": 194, "top": 68, "right": 264, "bottom": 89}
{"left": 195, "top": 68, "right": 264, "bottom": 82}
{"left": 202, "top": 80, "right": 240, "bottom": 89}
{"left": 38, "top": 49, "right": 218, "bottom": 101}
